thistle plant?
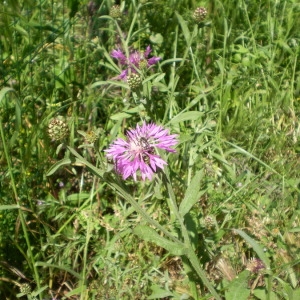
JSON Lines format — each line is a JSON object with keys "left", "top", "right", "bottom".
{"left": 48, "top": 120, "right": 222, "bottom": 299}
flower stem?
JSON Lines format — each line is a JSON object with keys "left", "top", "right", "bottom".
{"left": 162, "top": 171, "right": 221, "bottom": 300}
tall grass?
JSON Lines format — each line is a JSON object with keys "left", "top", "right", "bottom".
{"left": 1, "top": 0, "right": 300, "bottom": 299}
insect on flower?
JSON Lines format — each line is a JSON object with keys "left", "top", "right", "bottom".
{"left": 105, "top": 122, "right": 178, "bottom": 181}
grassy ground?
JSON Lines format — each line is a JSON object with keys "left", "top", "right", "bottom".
{"left": 1, "top": 0, "right": 300, "bottom": 299}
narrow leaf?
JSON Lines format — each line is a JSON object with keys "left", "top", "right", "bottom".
{"left": 175, "top": 12, "right": 191, "bottom": 43}
{"left": 179, "top": 170, "right": 204, "bottom": 217}
{"left": 169, "top": 111, "right": 203, "bottom": 124}
{"left": 46, "top": 158, "right": 73, "bottom": 176}
{"left": 31, "top": 285, "right": 48, "bottom": 297}
{"left": 0, "top": 87, "right": 16, "bottom": 104}
{"left": 35, "top": 262, "right": 81, "bottom": 279}
{"left": 0, "top": 205, "right": 20, "bottom": 210}
{"left": 91, "top": 80, "right": 128, "bottom": 89}
{"left": 65, "top": 285, "right": 87, "bottom": 297}
{"left": 234, "top": 229, "right": 271, "bottom": 269}
{"left": 110, "top": 112, "right": 132, "bottom": 120}
{"left": 67, "top": 146, "right": 105, "bottom": 179}
{"left": 133, "top": 225, "right": 186, "bottom": 256}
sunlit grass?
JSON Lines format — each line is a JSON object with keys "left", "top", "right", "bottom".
{"left": 1, "top": 0, "right": 300, "bottom": 299}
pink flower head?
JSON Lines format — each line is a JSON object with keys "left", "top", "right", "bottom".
{"left": 105, "top": 122, "right": 178, "bottom": 181}
{"left": 111, "top": 45, "right": 161, "bottom": 80}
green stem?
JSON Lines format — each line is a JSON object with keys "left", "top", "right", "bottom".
{"left": 67, "top": 146, "right": 181, "bottom": 244}
{"left": 162, "top": 172, "right": 221, "bottom": 300}
{"left": 106, "top": 175, "right": 182, "bottom": 245}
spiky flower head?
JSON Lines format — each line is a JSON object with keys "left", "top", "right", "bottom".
{"left": 246, "top": 258, "right": 265, "bottom": 274}
{"left": 111, "top": 45, "right": 161, "bottom": 80}
{"left": 127, "top": 73, "right": 142, "bottom": 90}
{"left": 109, "top": 5, "right": 122, "bottom": 18}
{"left": 105, "top": 122, "right": 178, "bottom": 181}
{"left": 193, "top": 7, "right": 207, "bottom": 23}
{"left": 48, "top": 117, "right": 69, "bottom": 141}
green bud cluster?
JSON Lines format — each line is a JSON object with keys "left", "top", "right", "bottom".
{"left": 193, "top": 7, "right": 207, "bottom": 23}
{"left": 85, "top": 130, "right": 99, "bottom": 144}
{"left": 48, "top": 117, "right": 69, "bottom": 141}
{"left": 127, "top": 73, "right": 142, "bottom": 90}
{"left": 109, "top": 5, "right": 122, "bottom": 18}
{"left": 139, "top": 58, "right": 148, "bottom": 70}
{"left": 19, "top": 283, "right": 31, "bottom": 295}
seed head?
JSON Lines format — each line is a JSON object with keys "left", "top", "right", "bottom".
{"left": 193, "top": 7, "right": 207, "bottom": 23}
{"left": 48, "top": 117, "right": 69, "bottom": 141}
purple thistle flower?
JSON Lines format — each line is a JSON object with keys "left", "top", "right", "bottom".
{"left": 105, "top": 122, "right": 178, "bottom": 181}
{"left": 111, "top": 45, "right": 161, "bottom": 80}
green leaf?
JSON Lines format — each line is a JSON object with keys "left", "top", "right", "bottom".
{"left": 160, "top": 58, "right": 184, "bottom": 67}
{"left": 65, "top": 285, "right": 87, "bottom": 297}
{"left": 35, "top": 262, "right": 81, "bottom": 279}
{"left": 46, "top": 158, "right": 73, "bottom": 176}
{"left": 288, "top": 227, "right": 300, "bottom": 232}
{"left": 252, "top": 288, "right": 279, "bottom": 300}
{"left": 67, "top": 193, "right": 90, "bottom": 202}
{"left": 0, "top": 87, "right": 16, "bottom": 104}
{"left": 148, "top": 285, "right": 173, "bottom": 299}
{"left": 179, "top": 170, "right": 204, "bottom": 217}
{"left": 91, "top": 80, "right": 128, "bottom": 89}
{"left": 0, "top": 205, "right": 20, "bottom": 210}
{"left": 110, "top": 112, "right": 132, "bottom": 120}
{"left": 293, "top": 288, "right": 300, "bottom": 299}
{"left": 175, "top": 12, "right": 191, "bottom": 43}
{"left": 133, "top": 225, "right": 186, "bottom": 256}
{"left": 225, "top": 270, "right": 250, "bottom": 300}
{"left": 31, "top": 285, "right": 48, "bottom": 297}
{"left": 149, "top": 33, "right": 164, "bottom": 44}
{"left": 234, "top": 229, "right": 271, "bottom": 269}
{"left": 169, "top": 111, "right": 203, "bottom": 124}
{"left": 67, "top": 146, "right": 105, "bottom": 179}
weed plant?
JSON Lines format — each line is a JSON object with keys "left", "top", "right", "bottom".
{"left": 1, "top": 0, "right": 300, "bottom": 299}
